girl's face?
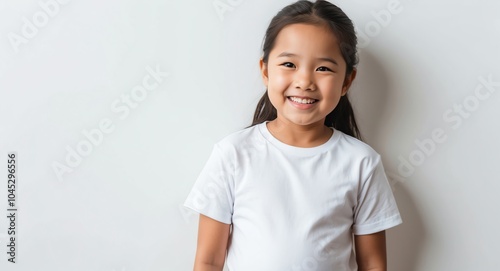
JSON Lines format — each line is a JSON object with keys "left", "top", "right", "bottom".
{"left": 260, "top": 23, "right": 356, "bottom": 127}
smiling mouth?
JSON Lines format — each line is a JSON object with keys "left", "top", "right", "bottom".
{"left": 287, "top": 96, "right": 318, "bottom": 104}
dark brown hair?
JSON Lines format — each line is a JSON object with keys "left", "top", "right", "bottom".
{"left": 247, "top": 0, "right": 362, "bottom": 140}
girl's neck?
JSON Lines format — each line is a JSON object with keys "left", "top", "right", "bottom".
{"left": 266, "top": 118, "right": 333, "bottom": 148}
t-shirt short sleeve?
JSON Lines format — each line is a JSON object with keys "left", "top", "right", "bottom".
{"left": 352, "top": 155, "right": 402, "bottom": 235}
{"left": 183, "top": 143, "right": 235, "bottom": 224}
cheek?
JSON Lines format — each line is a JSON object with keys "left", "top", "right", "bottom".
{"left": 318, "top": 82, "right": 344, "bottom": 109}
{"left": 268, "top": 69, "right": 290, "bottom": 90}
{"left": 316, "top": 80, "right": 336, "bottom": 96}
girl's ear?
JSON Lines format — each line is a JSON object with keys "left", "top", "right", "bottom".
{"left": 259, "top": 58, "right": 269, "bottom": 87}
{"left": 341, "top": 68, "right": 357, "bottom": 96}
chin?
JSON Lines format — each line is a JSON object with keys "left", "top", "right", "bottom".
{"left": 284, "top": 117, "right": 323, "bottom": 126}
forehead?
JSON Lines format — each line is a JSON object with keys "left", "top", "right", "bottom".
{"left": 270, "top": 23, "right": 341, "bottom": 58}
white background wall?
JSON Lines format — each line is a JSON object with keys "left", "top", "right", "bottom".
{"left": 0, "top": 0, "right": 499, "bottom": 270}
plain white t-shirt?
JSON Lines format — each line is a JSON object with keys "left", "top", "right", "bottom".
{"left": 183, "top": 121, "right": 402, "bottom": 271}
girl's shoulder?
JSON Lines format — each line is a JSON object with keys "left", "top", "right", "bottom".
{"left": 213, "top": 124, "right": 263, "bottom": 152}
{"left": 333, "top": 129, "right": 383, "bottom": 163}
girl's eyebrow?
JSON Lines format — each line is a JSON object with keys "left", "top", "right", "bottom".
{"left": 277, "top": 52, "right": 339, "bottom": 66}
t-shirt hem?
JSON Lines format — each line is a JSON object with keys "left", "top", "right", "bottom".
{"left": 352, "top": 214, "right": 403, "bottom": 235}
{"left": 183, "top": 202, "right": 232, "bottom": 225}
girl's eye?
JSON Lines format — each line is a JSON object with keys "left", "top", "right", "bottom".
{"left": 281, "top": 62, "right": 295, "bottom": 68}
{"left": 317, "top": 66, "right": 332, "bottom": 72}
{"left": 280, "top": 63, "right": 333, "bottom": 72}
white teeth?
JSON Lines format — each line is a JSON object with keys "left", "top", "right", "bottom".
{"left": 289, "top": 96, "right": 316, "bottom": 104}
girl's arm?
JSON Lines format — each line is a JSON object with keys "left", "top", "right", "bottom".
{"left": 193, "top": 214, "right": 231, "bottom": 271}
{"left": 354, "top": 230, "right": 387, "bottom": 271}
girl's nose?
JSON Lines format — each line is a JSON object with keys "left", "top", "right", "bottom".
{"left": 294, "top": 70, "right": 316, "bottom": 91}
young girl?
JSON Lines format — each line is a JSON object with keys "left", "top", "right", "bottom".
{"left": 183, "top": 1, "right": 402, "bottom": 270}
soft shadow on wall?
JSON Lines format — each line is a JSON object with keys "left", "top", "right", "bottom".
{"left": 349, "top": 49, "right": 427, "bottom": 271}
{"left": 388, "top": 184, "right": 426, "bottom": 271}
